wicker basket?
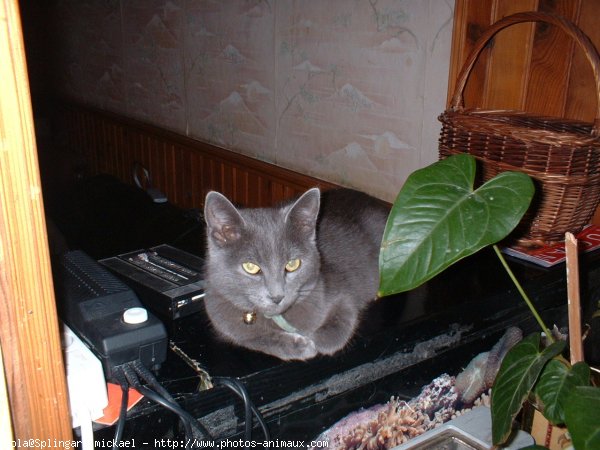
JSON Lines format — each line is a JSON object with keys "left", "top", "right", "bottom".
{"left": 439, "top": 11, "right": 600, "bottom": 246}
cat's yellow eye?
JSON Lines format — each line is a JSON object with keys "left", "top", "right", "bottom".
{"left": 242, "top": 261, "right": 261, "bottom": 275}
{"left": 285, "top": 258, "right": 301, "bottom": 272}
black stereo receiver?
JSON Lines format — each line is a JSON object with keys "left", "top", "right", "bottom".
{"left": 99, "top": 244, "right": 205, "bottom": 321}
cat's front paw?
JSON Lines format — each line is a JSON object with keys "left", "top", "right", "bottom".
{"left": 287, "top": 333, "right": 317, "bottom": 360}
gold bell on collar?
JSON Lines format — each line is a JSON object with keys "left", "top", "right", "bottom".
{"left": 243, "top": 311, "right": 257, "bottom": 325}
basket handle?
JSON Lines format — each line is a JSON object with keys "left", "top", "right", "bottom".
{"left": 449, "top": 11, "right": 600, "bottom": 136}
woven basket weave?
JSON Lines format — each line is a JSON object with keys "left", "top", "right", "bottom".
{"left": 439, "top": 11, "right": 600, "bottom": 246}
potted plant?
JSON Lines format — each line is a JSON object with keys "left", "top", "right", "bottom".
{"left": 378, "top": 153, "right": 600, "bottom": 449}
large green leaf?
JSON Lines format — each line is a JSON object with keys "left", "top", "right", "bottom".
{"left": 378, "top": 154, "right": 534, "bottom": 296}
{"left": 533, "top": 360, "right": 590, "bottom": 425}
{"left": 564, "top": 386, "right": 600, "bottom": 450}
{"left": 491, "top": 333, "right": 565, "bottom": 446}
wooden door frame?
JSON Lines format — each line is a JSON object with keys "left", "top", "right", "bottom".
{"left": 0, "top": 0, "right": 72, "bottom": 440}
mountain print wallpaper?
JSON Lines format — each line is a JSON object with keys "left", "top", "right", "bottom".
{"left": 53, "top": 0, "right": 454, "bottom": 201}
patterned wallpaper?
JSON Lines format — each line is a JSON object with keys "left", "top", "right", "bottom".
{"left": 54, "top": 0, "right": 454, "bottom": 201}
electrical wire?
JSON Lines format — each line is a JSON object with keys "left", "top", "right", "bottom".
{"left": 132, "top": 359, "right": 176, "bottom": 402}
{"left": 122, "top": 364, "right": 199, "bottom": 445}
{"left": 123, "top": 364, "right": 193, "bottom": 440}
{"left": 112, "top": 369, "right": 129, "bottom": 450}
{"left": 78, "top": 407, "right": 94, "bottom": 450}
{"left": 167, "top": 343, "right": 269, "bottom": 444}
{"left": 137, "top": 385, "right": 197, "bottom": 445}
{"left": 130, "top": 360, "right": 214, "bottom": 440}
{"left": 213, "top": 377, "right": 270, "bottom": 442}
{"left": 124, "top": 364, "right": 194, "bottom": 448}
{"left": 217, "top": 377, "right": 252, "bottom": 442}
{"left": 114, "top": 361, "right": 268, "bottom": 448}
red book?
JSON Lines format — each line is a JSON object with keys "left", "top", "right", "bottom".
{"left": 502, "top": 225, "right": 600, "bottom": 267}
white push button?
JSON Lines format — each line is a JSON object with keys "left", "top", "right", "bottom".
{"left": 123, "top": 307, "right": 148, "bottom": 324}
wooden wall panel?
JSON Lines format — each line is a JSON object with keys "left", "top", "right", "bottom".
{"left": 448, "top": 0, "right": 600, "bottom": 224}
{"left": 565, "top": 0, "right": 600, "bottom": 122}
{"left": 449, "top": 0, "right": 600, "bottom": 118}
{"left": 524, "top": 0, "right": 580, "bottom": 116}
{"left": 483, "top": 0, "right": 538, "bottom": 110}
{"left": 59, "top": 103, "right": 339, "bottom": 210}
{"left": 447, "top": 0, "right": 495, "bottom": 107}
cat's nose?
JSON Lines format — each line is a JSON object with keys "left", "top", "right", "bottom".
{"left": 269, "top": 294, "right": 284, "bottom": 305}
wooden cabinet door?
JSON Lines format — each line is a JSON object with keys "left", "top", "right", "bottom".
{"left": 0, "top": 0, "right": 72, "bottom": 440}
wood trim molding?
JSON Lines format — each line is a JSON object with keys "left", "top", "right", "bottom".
{"left": 60, "top": 102, "right": 340, "bottom": 209}
{"left": 0, "top": 0, "right": 72, "bottom": 440}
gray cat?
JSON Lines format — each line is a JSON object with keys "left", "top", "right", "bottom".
{"left": 203, "top": 188, "right": 389, "bottom": 360}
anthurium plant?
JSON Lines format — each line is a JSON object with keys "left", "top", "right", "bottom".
{"left": 378, "top": 154, "right": 600, "bottom": 449}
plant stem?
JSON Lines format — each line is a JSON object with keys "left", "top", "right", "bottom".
{"left": 492, "top": 245, "right": 555, "bottom": 343}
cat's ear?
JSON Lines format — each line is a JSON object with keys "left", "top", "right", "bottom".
{"left": 204, "top": 191, "right": 245, "bottom": 245}
{"left": 285, "top": 188, "right": 320, "bottom": 234}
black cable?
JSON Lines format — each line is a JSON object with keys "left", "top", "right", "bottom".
{"left": 118, "top": 362, "right": 269, "bottom": 449}
{"left": 132, "top": 359, "right": 176, "bottom": 402}
{"left": 112, "top": 369, "right": 129, "bottom": 450}
{"left": 123, "top": 362, "right": 213, "bottom": 442}
{"left": 230, "top": 378, "right": 269, "bottom": 441}
{"left": 213, "top": 377, "right": 270, "bottom": 442}
{"left": 122, "top": 364, "right": 194, "bottom": 444}
{"left": 217, "top": 377, "right": 252, "bottom": 443}
{"left": 131, "top": 360, "right": 213, "bottom": 440}
{"left": 136, "top": 385, "right": 198, "bottom": 444}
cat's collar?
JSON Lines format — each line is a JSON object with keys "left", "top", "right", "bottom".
{"left": 268, "top": 314, "right": 299, "bottom": 334}
{"left": 243, "top": 311, "right": 299, "bottom": 334}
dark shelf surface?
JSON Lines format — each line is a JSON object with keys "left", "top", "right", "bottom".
{"left": 49, "top": 175, "right": 600, "bottom": 447}
{"left": 93, "top": 247, "right": 599, "bottom": 447}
